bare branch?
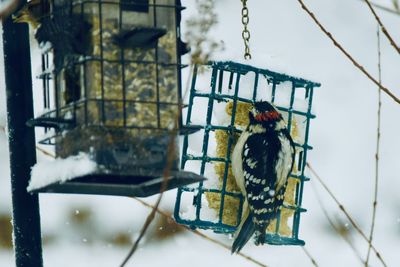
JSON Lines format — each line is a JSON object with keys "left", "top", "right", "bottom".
{"left": 120, "top": 64, "right": 195, "bottom": 266}
{"left": 393, "top": 0, "right": 400, "bottom": 12}
{"left": 0, "top": 0, "right": 20, "bottom": 20}
{"left": 306, "top": 163, "right": 388, "bottom": 267}
{"left": 2, "top": 126, "right": 55, "bottom": 157}
{"left": 297, "top": 0, "right": 400, "bottom": 105}
{"left": 363, "top": 0, "right": 400, "bottom": 54}
{"left": 301, "top": 247, "right": 319, "bottom": 267}
{"left": 35, "top": 145, "right": 55, "bottom": 158}
{"left": 310, "top": 179, "right": 364, "bottom": 264}
{"left": 133, "top": 197, "right": 269, "bottom": 267}
{"left": 357, "top": 0, "right": 400, "bottom": 15}
{"left": 119, "top": 131, "right": 176, "bottom": 267}
{"left": 365, "top": 23, "right": 383, "bottom": 267}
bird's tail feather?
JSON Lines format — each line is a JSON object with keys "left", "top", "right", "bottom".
{"left": 231, "top": 212, "right": 256, "bottom": 254}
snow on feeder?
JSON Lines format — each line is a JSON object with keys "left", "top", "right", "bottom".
{"left": 27, "top": 0, "right": 205, "bottom": 197}
{"left": 174, "top": 61, "right": 320, "bottom": 245}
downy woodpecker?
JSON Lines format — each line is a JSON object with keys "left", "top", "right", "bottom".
{"left": 231, "top": 101, "right": 295, "bottom": 253}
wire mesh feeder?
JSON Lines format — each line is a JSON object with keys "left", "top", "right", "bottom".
{"left": 26, "top": 0, "right": 205, "bottom": 197}
{"left": 174, "top": 61, "right": 320, "bottom": 246}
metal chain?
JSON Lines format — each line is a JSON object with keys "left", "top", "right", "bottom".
{"left": 241, "top": 0, "right": 251, "bottom": 60}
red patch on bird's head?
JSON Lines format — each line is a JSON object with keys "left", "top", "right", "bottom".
{"left": 254, "top": 111, "right": 281, "bottom": 122}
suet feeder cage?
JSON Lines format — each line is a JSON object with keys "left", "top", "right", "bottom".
{"left": 27, "top": 0, "right": 205, "bottom": 197}
{"left": 174, "top": 61, "right": 320, "bottom": 246}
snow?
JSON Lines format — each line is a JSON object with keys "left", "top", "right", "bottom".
{"left": 39, "top": 41, "right": 52, "bottom": 54}
{"left": 237, "top": 71, "right": 257, "bottom": 99}
{"left": 273, "top": 81, "right": 293, "bottom": 108}
{"left": 179, "top": 191, "right": 220, "bottom": 224}
{"left": 27, "top": 153, "right": 97, "bottom": 191}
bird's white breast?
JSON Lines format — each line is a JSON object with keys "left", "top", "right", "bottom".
{"left": 232, "top": 130, "right": 251, "bottom": 196}
{"left": 275, "top": 133, "right": 294, "bottom": 192}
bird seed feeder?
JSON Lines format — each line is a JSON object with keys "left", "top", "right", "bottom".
{"left": 174, "top": 61, "right": 320, "bottom": 246}
{"left": 27, "top": 0, "right": 205, "bottom": 197}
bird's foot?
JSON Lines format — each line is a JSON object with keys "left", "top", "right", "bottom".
{"left": 254, "top": 231, "right": 266, "bottom": 246}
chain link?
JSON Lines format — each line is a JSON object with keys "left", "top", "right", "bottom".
{"left": 241, "top": 0, "right": 251, "bottom": 60}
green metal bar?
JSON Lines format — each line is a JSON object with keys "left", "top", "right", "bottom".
{"left": 218, "top": 73, "right": 241, "bottom": 223}
{"left": 174, "top": 64, "right": 199, "bottom": 221}
{"left": 286, "top": 81, "right": 296, "bottom": 133}
{"left": 181, "top": 185, "right": 308, "bottom": 212}
{"left": 252, "top": 71, "right": 259, "bottom": 101}
{"left": 271, "top": 77, "right": 277, "bottom": 103}
{"left": 293, "top": 86, "right": 314, "bottom": 238}
{"left": 192, "top": 92, "right": 316, "bottom": 118}
{"left": 217, "top": 69, "right": 224, "bottom": 94}
{"left": 211, "top": 61, "right": 321, "bottom": 88}
{"left": 228, "top": 71, "right": 234, "bottom": 89}
{"left": 184, "top": 141, "right": 313, "bottom": 156}
{"left": 176, "top": 218, "right": 237, "bottom": 232}
{"left": 181, "top": 187, "right": 242, "bottom": 196}
{"left": 195, "top": 67, "right": 218, "bottom": 220}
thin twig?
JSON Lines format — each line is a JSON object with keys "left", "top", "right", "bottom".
{"left": 35, "top": 145, "right": 55, "bottom": 158}
{"left": 120, "top": 64, "right": 195, "bottom": 266}
{"left": 296, "top": 0, "right": 400, "bottom": 105}
{"left": 132, "top": 197, "right": 268, "bottom": 267}
{"left": 301, "top": 246, "right": 319, "bottom": 267}
{"left": 310, "top": 179, "right": 364, "bottom": 264}
{"left": 365, "top": 23, "right": 382, "bottom": 267}
{"left": 0, "top": 0, "right": 20, "bottom": 20}
{"left": 119, "top": 131, "right": 177, "bottom": 267}
{"left": 393, "top": 0, "right": 400, "bottom": 12}
{"left": 306, "top": 163, "right": 388, "bottom": 267}
{"left": 357, "top": 0, "right": 400, "bottom": 16}
{"left": 363, "top": 0, "right": 400, "bottom": 54}
{"left": 2, "top": 126, "right": 56, "bottom": 157}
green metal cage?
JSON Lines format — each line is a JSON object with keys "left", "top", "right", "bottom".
{"left": 174, "top": 61, "right": 320, "bottom": 246}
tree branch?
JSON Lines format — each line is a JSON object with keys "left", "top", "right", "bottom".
{"left": 0, "top": 0, "right": 20, "bottom": 20}
{"left": 132, "top": 197, "right": 268, "bottom": 267}
{"left": 357, "top": 0, "right": 400, "bottom": 16}
{"left": 363, "top": 0, "right": 400, "bottom": 54}
{"left": 306, "top": 163, "right": 388, "bottom": 267}
{"left": 301, "top": 247, "right": 319, "bottom": 267}
{"left": 119, "top": 132, "right": 176, "bottom": 267}
{"left": 35, "top": 145, "right": 55, "bottom": 158}
{"left": 120, "top": 64, "right": 195, "bottom": 266}
{"left": 365, "top": 23, "right": 382, "bottom": 267}
{"left": 310, "top": 178, "right": 364, "bottom": 264}
{"left": 297, "top": 0, "right": 400, "bottom": 105}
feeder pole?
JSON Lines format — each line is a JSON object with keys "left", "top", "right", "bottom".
{"left": 2, "top": 2, "right": 44, "bottom": 266}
